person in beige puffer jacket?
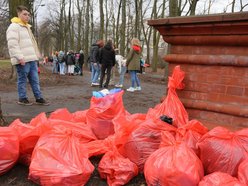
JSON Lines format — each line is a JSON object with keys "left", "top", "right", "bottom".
{"left": 6, "top": 5, "right": 49, "bottom": 106}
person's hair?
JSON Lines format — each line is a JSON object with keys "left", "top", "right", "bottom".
{"left": 97, "top": 40, "right": 104, "bottom": 48}
{"left": 105, "top": 40, "right": 114, "bottom": 50}
{"left": 131, "top": 38, "right": 141, "bottom": 46}
{"left": 106, "top": 39, "right": 112, "bottom": 46}
{"left": 16, "top": 5, "right": 29, "bottom": 14}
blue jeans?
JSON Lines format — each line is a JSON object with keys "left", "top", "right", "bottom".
{"left": 118, "top": 66, "right": 126, "bottom": 85}
{"left": 91, "top": 63, "right": 100, "bottom": 83}
{"left": 129, "top": 70, "right": 140, "bottom": 87}
{"left": 59, "top": 62, "right": 65, "bottom": 74}
{"left": 52, "top": 62, "right": 58, "bottom": 73}
{"left": 16, "top": 61, "right": 42, "bottom": 100}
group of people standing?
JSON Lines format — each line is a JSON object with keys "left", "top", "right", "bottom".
{"left": 89, "top": 38, "right": 142, "bottom": 92}
{"left": 51, "top": 50, "right": 84, "bottom": 76}
{"left": 6, "top": 4, "right": 143, "bottom": 107}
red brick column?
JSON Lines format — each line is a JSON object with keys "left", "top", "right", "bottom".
{"left": 148, "top": 12, "right": 248, "bottom": 130}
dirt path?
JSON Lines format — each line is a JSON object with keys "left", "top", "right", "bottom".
{"left": 0, "top": 66, "right": 167, "bottom": 185}
{"left": 1, "top": 70, "right": 166, "bottom": 123}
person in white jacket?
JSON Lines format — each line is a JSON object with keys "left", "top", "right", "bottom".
{"left": 6, "top": 5, "right": 49, "bottom": 106}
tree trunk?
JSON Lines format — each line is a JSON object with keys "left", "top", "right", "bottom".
{"left": 151, "top": 0, "right": 158, "bottom": 72}
{"left": 120, "top": 0, "right": 126, "bottom": 56}
{"left": 163, "top": 0, "right": 180, "bottom": 93}
{"left": 134, "top": 0, "right": 139, "bottom": 37}
{"left": 76, "top": 0, "right": 82, "bottom": 51}
{"left": 115, "top": 0, "right": 122, "bottom": 51}
{"left": 232, "top": 0, "right": 236, "bottom": 12}
{"left": 84, "top": 0, "right": 90, "bottom": 61}
{"left": 104, "top": 0, "right": 108, "bottom": 41}
{"left": 240, "top": 0, "right": 248, "bottom": 11}
{"left": 68, "top": 0, "right": 73, "bottom": 50}
{"left": 64, "top": 6, "right": 68, "bottom": 52}
{"left": 189, "top": 0, "right": 199, "bottom": 15}
{"left": 58, "top": 0, "right": 66, "bottom": 51}
{"left": 99, "top": 0, "right": 104, "bottom": 39}
{"left": 169, "top": 0, "right": 178, "bottom": 16}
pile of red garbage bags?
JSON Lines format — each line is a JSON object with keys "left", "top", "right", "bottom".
{"left": 0, "top": 66, "right": 247, "bottom": 186}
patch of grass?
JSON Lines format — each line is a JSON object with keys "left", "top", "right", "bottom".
{"left": 0, "top": 60, "right": 11, "bottom": 69}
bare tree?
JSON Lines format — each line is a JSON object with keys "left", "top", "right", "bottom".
{"left": 206, "top": 0, "right": 216, "bottom": 14}
{"left": 151, "top": 0, "right": 167, "bottom": 72}
{"left": 84, "top": 0, "right": 90, "bottom": 60}
{"left": 104, "top": 0, "right": 114, "bottom": 41}
{"left": 178, "top": 0, "right": 187, "bottom": 16}
{"left": 59, "top": 0, "right": 66, "bottom": 50}
{"left": 75, "top": 0, "right": 83, "bottom": 51}
{"left": 120, "top": 0, "right": 126, "bottom": 56}
{"left": 0, "top": 3, "right": 9, "bottom": 58}
{"left": 99, "top": 0, "right": 104, "bottom": 39}
{"left": 114, "top": 0, "right": 122, "bottom": 51}
{"left": 189, "top": 0, "right": 199, "bottom": 15}
{"left": 232, "top": 0, "right": 236, "bottom": 12}
{"left": 134, "top": 0, "right": 139, "bottom": 37}
{"left": 6, "top": 0, "right": 244, "bottom": 70}
{"left": 169, "top": 0, "right": 178, "bottom": 16}
{"left": 231, "top": 0, "right": 248, "bottom": 12}
{"left": 240, "top": 0, "right": 248, "bottom": 11}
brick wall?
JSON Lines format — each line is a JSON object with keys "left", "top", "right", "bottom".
{"left": 148, "top": 12, "right": 248, "bottom": 131}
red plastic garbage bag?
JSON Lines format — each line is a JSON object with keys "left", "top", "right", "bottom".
{"left": 48, "top": 119, "right": 97, "bottom": 143}
{"left": 197, "top": 127, "right": 248, "bottom": 176}
{"left": 86, "top": 90, "right": 126, "bottom": 139}
{"left": 176, "top": 119, "right": 208, "bottom": 155}
{"left": 146, "top": 66, "right": 189, "bottom": 127}
{"left": 121, "top": 117, "right": 177, "bottom": 172}
{"left": 49, "top": 108, "right": 72, "bottom": 121}
{"left": 29, "top": 126, "right": 94, "bottom": 186}
{"left": 86, "top": 114, "right": 146, "bottom": 158}
{"left": 99, "top": 148, "right": 138, "bottom": 186}
{"left": 113, "top": 113, "right": 146, "bottom": 151}
{"left": 72, "top": 110, "right": 88, "bottom": 123}
{"left": 144, "top": 132, "right": 204, "bottom": 186}
{"left": 9, "top": 113, "right": 50, "bottom": 165}
{"left": 198, "top": 172, "right": 244, "bottom": 186}
{"left": 238, "top": 159, "right": 248, "bottom": 185}
{"left": 49, "top": 108, "right": 89, "bottom": 123}
{"left": 84, "top": 135, "right": 115, "bottom": 157}
{"left": 0, "top": 127, "right": 19, "bottom": 175}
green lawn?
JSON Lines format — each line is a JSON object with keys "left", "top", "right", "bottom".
{"left": 0, "top": 60, "right": 11, "bottom": 69}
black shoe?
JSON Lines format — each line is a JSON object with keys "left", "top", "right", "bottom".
{"left": 17, "top": 98, "right": 33, "bottom": 106}
{"left": 35, "top": 98, "right": 50, "bottom": 106}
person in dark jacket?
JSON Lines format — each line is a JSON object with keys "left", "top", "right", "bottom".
{"left": 78, "top": 50, "right": 84, "bottom": 76}
{"left": 89, "top": 40, "right": 104, "bottom": 86}
{"left": 99, "top": 40, "right": 116, "bottom": 89}
{"left": 65, "top": 50, "right": 75, "bottom": 75}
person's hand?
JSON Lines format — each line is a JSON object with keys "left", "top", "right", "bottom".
{"left": 19, "top": 59, "right": 25, "bottom": 66}
{"left": 93, "top": 63, "right": 97, "bottom": 66}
